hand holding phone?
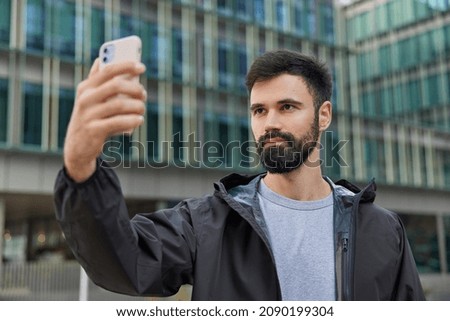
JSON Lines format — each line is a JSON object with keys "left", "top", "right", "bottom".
{"left": 63, "top": 36, "right": 146, "bottom": 182}
{"left": 99, "top": 35, "right": 144, "bottom": 134}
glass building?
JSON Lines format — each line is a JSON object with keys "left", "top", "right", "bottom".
{"left": 0, "top": 0, "right": 449, "bottom": 300}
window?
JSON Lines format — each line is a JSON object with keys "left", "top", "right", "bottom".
{"left": 0, "top": 0, "right": 10, "bottom": 44}
{"left": 400, "top": 214, "right": 440, "bottom": 273}
{"left": 294, "top": 1, "right": 305, "bottom": 36}
{"left": 379, "top": 44, "right": 392, "bottom": 75}
{"left": 51, "top": 0, "right": 76, "bottom": 58}
{"left": 3, "top": 220, "right": 27, "bottom": 262}
{"left": 22, "top": 83, "right": 43, "bottom": 147}
{"left": 253, "top": 0, "right": 265, "bottom": 24}
{"left": 0, "top": 78, "right": 7, "bottom": 143}
{"left": 275, "top": 0, "right": 288, "bottom": 30}
{"left": 141, "top": 22, "right": 158, "bottom": 77}
{"left": 307, "top": 1, "right": 317, "bottom": 38}
{"left": 218, "top": 41, "right": 231, "bottom": 88}
{"left": 58, "top": 88, "right": 74, "bottom": 149}
{"left": 217, "top": 0, "right": 232, "bottom": 16}
{"left": 237, "top": 47, "right": 247, "bottom": 92}
{"left": 26, "top": 0, "right": 46, "bottom": 52}
{"left": 172, "top": 28, "right": 183, "bottom": 81}
{"left": 147, "top": 102, "right": 159, "bottom": 160}
{"left": 172, "top": 106, "right": 184, "bottom": 163}
{"left": 90, "top": 7, "right": 105, "bottom": 61}
{"left": 236, "top": 0, "right": 249, "bottom": 20}
{"left": 239, "top": 117, "right": 251, "bottom": 168}
{"left": 120, "top": 14, "right": 138, "bottom": 38}
{"left": 218, "top": 114, "right": 231, "bottom": 167}
{"left": 319, "top": 2, "right": 334, "bottom": 44}
{"left": 425, "top": 74, "right": 440, "bottom": 107}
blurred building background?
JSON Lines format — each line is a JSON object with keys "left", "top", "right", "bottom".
{"left": 0, "top": 0, "right": 449, "bottom": 300}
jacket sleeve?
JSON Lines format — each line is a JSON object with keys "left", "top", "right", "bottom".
{"left": 392, "top": 217, "right": 426, "bottom": 300}
{"left": 53, "top": 160, "right": 196, "bottom": 297}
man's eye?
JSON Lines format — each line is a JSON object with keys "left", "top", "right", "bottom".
{"left": 282, "top": 104, "right": 294, "bottom": 110}
{"left": 253, "top": 108, "right": 264, "bottom": 115}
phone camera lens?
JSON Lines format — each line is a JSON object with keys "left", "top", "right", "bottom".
{"left": 102, "top": 56, "right": 108, "bottom": 63}
{"left": 103, "top": 47, "right": 108, "bottom": 53}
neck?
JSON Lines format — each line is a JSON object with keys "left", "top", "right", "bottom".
{"left": 262, "top": 152, "right": 331, "bottom": 201}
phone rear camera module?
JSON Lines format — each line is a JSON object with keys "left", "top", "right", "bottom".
{"left": 101, "top": 44, "right": 115, "bottom": 65}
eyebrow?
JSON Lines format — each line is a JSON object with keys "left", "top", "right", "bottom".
{"left": 250, "top": 98, "right": 304, "bottom": 111}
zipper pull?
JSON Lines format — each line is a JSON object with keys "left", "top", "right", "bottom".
{"left": 342, "top": 238, "right": 348, "bottom": 252}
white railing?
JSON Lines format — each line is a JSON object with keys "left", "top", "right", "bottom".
{"left": 0, "top": 261, "right": 192, "bottom": 300}
{"left": 0, "top": 261, "right": 80, "bottom": 300}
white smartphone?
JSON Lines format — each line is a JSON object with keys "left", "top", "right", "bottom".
{"left": 99, "top": 35, "right": 142, "bottom": 79}
{"left": 98, "top": 36, "right": 143, "bottom": 134}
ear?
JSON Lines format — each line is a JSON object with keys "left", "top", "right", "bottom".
{"left": 318, "top": 101, "right": 332, "bottom": 131}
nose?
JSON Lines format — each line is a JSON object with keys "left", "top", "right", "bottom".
{"left": 264, "top": 110, "right": 282, "bottom": 133}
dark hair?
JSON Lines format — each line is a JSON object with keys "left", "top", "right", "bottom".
{"left": 245, "top": 49, "right": 332, "bottom": 110}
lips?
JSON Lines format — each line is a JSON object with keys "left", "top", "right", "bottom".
{"left": 263, "top": 137, "right": 286, "bottom": 146}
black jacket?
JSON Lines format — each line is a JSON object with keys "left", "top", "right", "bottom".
{"left": 54, "top": 162, "right": 425, "bottom": 300}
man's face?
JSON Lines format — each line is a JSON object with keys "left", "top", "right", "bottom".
{"left": 250, "top": 74, "right": 320, "bottom": 174}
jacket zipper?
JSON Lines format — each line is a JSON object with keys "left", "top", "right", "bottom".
{"left": 341, "top": 233, "right": 351, "bottom": 300}
{"left": 336, "top": 231, "right": 349, "bottom": 300}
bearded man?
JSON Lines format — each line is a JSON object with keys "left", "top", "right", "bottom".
{"left": 54, "top": 49, "right": 424, "bottom": 301}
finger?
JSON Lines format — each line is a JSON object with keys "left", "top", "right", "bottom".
{"left": 91, "top": 61, "right": 146, "bottom": 87}
{"left": 94, "top": 114, "right": 145, "bottom": 137}
{"left": 77, "top": 79, "right": 146, "bottom": 111}
{"left": 89, "top": 59, "right": 100, "bottom": 77}
{"left": 90, "top": 97, "right": 146, "bottom": 120}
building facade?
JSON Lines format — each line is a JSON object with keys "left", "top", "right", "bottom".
{"left": 0, "top": 0, "right": 449, "bottom": 300}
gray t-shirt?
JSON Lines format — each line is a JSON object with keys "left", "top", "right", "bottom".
{"left": 257, "top": 179, "right": 336, "bottom": 301}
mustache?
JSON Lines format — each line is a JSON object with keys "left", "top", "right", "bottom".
{"left": 257, "top": 131, "right": 296, "bottom": 147}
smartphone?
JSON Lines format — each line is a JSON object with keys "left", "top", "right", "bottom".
{"left": 99, "top": 35, "right": 142, "bottom": 79}
{"left": 98, "top": 36, "right": 143, "bottom": 134}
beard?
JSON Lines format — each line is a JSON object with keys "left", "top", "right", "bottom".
{"left": 256, "top": 115, "right": 320, "bottom": 174}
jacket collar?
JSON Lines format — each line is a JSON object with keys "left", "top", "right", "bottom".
{"left": 216, "top": 172, "right": 377, "bottom": 205}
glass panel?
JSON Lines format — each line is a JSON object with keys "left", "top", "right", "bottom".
{"left": 51, "top": 0, "right": 76, "bottom": 58}
{"left": 58, "top": 88, "right": 74, "bottom": 149}
{"left": 172, "top": 106, "right": 183, "bottom": 163}
{"left": 0, "top": 0, "right": 11, "bottom": 44}
{"left": 400, "top": 214, "right": 440, "bottom": 273}
{"left": 237, "top": 47, "right": 247, "bottom": 92}
{"left": 275, "top": 0, "right": 288, "bottom": 30}
{"left": 172, "top": 28, "right": 183, "bottom": 81}
{"left": 425, "top": 74, "right": 440, "bottom": 107}
{"left": 294, "top": 1, "right": 305, "bottom": 36}
{"left": 218, "top": 114, "right": 231, "bottom": 167}
{"left": 239, "top": 116, "right": 251, "bottom": 168}
{"left": 120, "top": 14, "right": 137, "bottom": 38}
{"left": 253, "top": 0, "right": 265, "bottom": 24}
{"left": 319, "top": 2, "right": 334, "bottom": 44}
{"left": 0, "top": 78, "right": 7, "bottom": 142}
{"left": 147, "top": 102, "right": 159, "bottom": 160}
{"left": 218, "top": 41, "right": 231, "bottom": 88}
{"left": 235, "top": 0, "right": 249, "bottom": 20}
{"left": 90, "top": 7, "right": 105, "bottom": 61}
{"left": 141, "top": 22, "right": 158, "bottom": 77}
{"left": 26, "top": 0, "right": 46, "bottom": 52}
{"left": 22, "top": 83, "right": 43, "bottom": 147}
